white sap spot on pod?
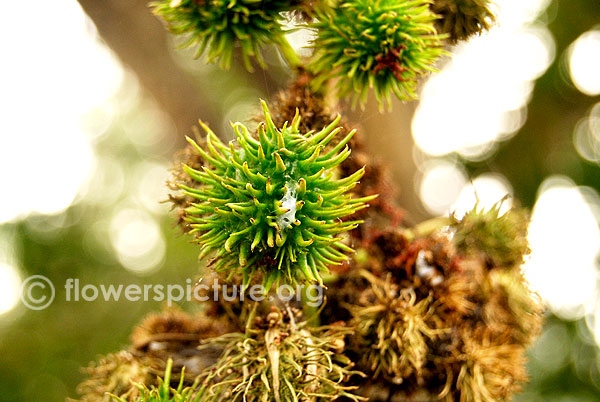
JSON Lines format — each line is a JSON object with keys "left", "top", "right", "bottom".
{"left": 277, "top": 184, "right": 297, "bottom": 231}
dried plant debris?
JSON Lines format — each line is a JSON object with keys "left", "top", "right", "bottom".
{"left": 78, "top": 197, "right": 541, "bottom": 402}
{"left": 131, "top": 308, "right": 230, "bottom": 350}
{"left": 196, "top": 306, "right": 366, "bottom": 401}
{"left": 337, "top": 205, "right": 542, "bottom": 401}
{"left": 439, "top": 333, "right": 528, "bottom": 402}
{"left": 79, "top": 309, "right": 230, "bottom": 401}
{"left": 269, "top": 69, "right": 341, "bottom": 137}
{"left": 350, "top": 270, "right": 447, "bottom": 384}
{"left": 78, "top": 351, "right": 162, "bottom": 402}
{"left": 431, "top": 0, "right": 496, "bottom": 43}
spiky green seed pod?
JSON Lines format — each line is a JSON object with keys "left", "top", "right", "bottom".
{"left": 151, "top": 0, "right": 296, "bottom": 71}
{"left": 310, "top": 0, "right": 446, "bottom": 109}
{"left": 179, "top": 101, "right": 375, "bottom": 289}
{"left": 431, "top": 0, "right": 495, "bottom": 43}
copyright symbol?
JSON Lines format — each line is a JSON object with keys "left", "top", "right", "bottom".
{"left": 20, "top": 275, "right": 55, "bottom": 310}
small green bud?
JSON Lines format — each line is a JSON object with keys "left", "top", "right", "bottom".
{"left": 451, "top": 201, "right": 530, "bottom": 268}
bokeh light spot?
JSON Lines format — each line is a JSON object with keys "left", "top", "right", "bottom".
{"left": 529, "top": 321, "right": 572, "bottom": 374}
{"left": 418, "top": 161, "right": 467, "bottom": 215}
{"left": 569, "top": 29, "right": 600, "bottom": 96}
{"left": 523, "top": 176, "right": 600, "bottom": 320}
{"left": 451, "top": 173, "right": 513, "bottom": 218}
{"left": 412, "top": 2, "right": 554, "bottom": 159}
{"left": 109, "top": 209, "right": 166, "bottom": 275}
{"left": 134, "top": 162, "right": 171, "bottom": 214}
{"left": 0, "top": 263, "right": 22, "bottom": 316}
{"left": 0, "top": 0, "right": 124, "bottom": 223}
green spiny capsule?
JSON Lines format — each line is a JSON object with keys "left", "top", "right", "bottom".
{"left": 431, "top": 0, "right": 496, "bottom": 43}
{"left": 151, "top": 0, "right": 294, "bottom": 71}
{"left": 309, "top": 0, "right": 446, "bottom": 110}
{"left": 180, "top": 100, "right": 376, "bottom": 289}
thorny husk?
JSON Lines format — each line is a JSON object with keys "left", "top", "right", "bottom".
{"left": 266, "top": 72, "right": 404, "bottom": 234}
{"left": 151, "top": 0, "right": 297, "bottom": 71}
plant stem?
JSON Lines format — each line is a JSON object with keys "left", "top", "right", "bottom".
{"left": 301, "top": 284, "right": 321, "bottom": 326}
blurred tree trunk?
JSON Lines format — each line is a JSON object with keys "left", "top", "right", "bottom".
{"left": 77, "top": 0, "right": 221, "bottom": 144}
{"left": 352, "top": 101, "right": 428, "bottom": 223}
